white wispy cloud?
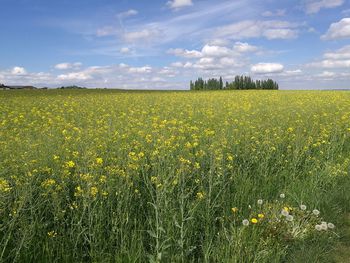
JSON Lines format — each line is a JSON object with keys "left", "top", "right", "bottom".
{"left": 55, "top": 62, "right": 82, "bottom": 70}
{"left": 308, "top": 45, "right": 350, "bottom": 68}
{"left": 214, "top": 20, "right": 299, "bottom": 40}
{"left": 304, "top": 0, "right": 344, "bottom": 14}
{"left": 117, "top": 9, "right": 138, "bottom": 19}
{"left": 262, "top": 9, "right": 286, "bottom": 17}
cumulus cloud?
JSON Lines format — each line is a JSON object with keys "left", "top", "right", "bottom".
{"left": 201, "top": 45, "right": 231, "bottom": 57}
{"left": 215, "top": 20, "right": 299, "bottom": 40}
{"left": 11, "top": 66, "right": 27, "bottom": 75}
{"left": 304, "top": 0, "right": 344, "bottom": 14}
{"left": 321, "top": 18, "right": 350, "bottom": 40}
{"left": 167, "top": 0, "right": 193, "bottom": 10}
{"left": 54, "top": 62, "right": 82, "bottom": 70}
{"left": 251, "top": 63, "right": 284, "bottom": 74}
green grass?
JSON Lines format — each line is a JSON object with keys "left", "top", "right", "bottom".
{"left": 0, "top": 89, "right": 349, "bottom": 262}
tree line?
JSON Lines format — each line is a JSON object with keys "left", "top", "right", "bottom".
{"left": 190, "top": 76, "right": 279, "bottom": 90}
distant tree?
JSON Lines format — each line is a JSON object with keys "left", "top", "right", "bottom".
{"left": 190, "top": 76, "right": 279, "bottom": 90}
{"left": 219, "top": 76, "right": 223, "bottom": 90}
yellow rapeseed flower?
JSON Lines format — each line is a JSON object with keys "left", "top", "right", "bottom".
{"left": 251, "top": 218, "right": 258, "bottom": 224}
{"left": 196, "top": 192, "right": 205, "bottom": 200}
{"left": 65, "top": 160, "right": 75, "bottom": 168}
{"left": 231, "top": 207, "right": 238, "bottom": 213}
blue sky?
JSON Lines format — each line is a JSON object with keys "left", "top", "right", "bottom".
{"left": 0, "top": 0, "right": 350, "bottom": 89}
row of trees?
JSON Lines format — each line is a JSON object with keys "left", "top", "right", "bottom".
{"left": 190, "top": 76, "right": 279, "bottom": 90}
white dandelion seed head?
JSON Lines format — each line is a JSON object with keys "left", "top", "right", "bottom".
{"left": 315, "top": 224, "right": 322, "bottom": 231}
{"left": 321, "top": 222, "right": 328, "bottom": 230}
{"left": 300, "top": 204, "right": 307, "bottom": 211}
{"left": 257, "top": 199, "right": 263, "bottom": 205}
{"left": 312, "top": 209, "right": 320, "bottom": 216}
{"left": 327, "top": 223, "right": 335, "bottom": 229}
{"left": 281, "top": 209, "right": 289, "bottom": 216}
{"left": 242, "top": 219, "right": 249, "bottom": 226}
{"left": 280, "top": 193, "right": 285, "bottom": 199}
{"left": 286, "top": 215, "right": 294, "bottom": 222}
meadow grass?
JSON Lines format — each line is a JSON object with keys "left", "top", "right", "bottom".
{"left": 0, "top": 89, "right": 349, "bottom": 262}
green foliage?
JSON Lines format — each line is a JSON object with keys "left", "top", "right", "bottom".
{"left": 190, "top": 75, "right": 279, "bottom": 90}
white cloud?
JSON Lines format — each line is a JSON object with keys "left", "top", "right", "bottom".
{"left": 167, "top": 0, "right": 193, "bottom": 10}
{"left": 117, "top": 9, "right": 138, "bottom": 18}
{"left": 201, "top": 44, "right": 231, "bottom": 57}
{"left": 284, "top": 69, "right": 302, "bottom": 75}
{"left": 124, "top": 29, "right": 160, "bottom": 42}
{"left": 57, "top": 72, "right": 92, "bottom": 81}
{"left": 304, "top": 0, "right": 344, "bottom": 14}
{"left": 324, "top": 45, "right": 350, "bottom": 59}
{"left": 96, "top": 26, "right": 118, "bottom": 37}
{"left": 219, "top": 57, "right": 237, "bottom": 66}
{"left": 11, "top": 66, "right": 27, "bottom": 75}
{"left": 233, "top": 42, "right": 258, "bottom": 53}
{"left": 262, "top": 9, "right": 286, "bottom": 17}
{"left": 55, "top": 62, "right": 82, "bottom": 70}
{"left": 308, "top": 45, "right": 350, "bottom": 68}
{"left": 251, "top": 63, "right": 284, "bottom": 74}
{"left": 120, "top": 47, "right": 131, "bottom": 54}
{"left": 215, "top": 20, "right": 299, "bottom": 40}
{"left": 309, "top": 59, "right": 350, "bottom": 68}
{"left": 128, "top": 66, "right": 152, "bottom": 73}
{"left": 263, "top": 29, "right": 298, "bottom": 40}
{"left": 321, "top": 18, "right": 350, "bottom": 40}
{"left": 167, "top": 48, "right": 202, "bottom": 58}
{"left": 317, "top": 71, "right": 336, "bottom": 78}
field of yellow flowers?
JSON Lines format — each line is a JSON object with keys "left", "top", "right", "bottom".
{"left": 0, "top": 89, "right": 350, "bottom": 262}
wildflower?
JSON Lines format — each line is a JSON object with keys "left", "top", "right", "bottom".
{"left": 320, "top": 222, "right": 328, "bottom": 230}
{"left": 47, "top": 231, "right": 57, "bottom": 238}
{"left": 300, "top": 204, "right": 307, "bottom": 211}
{"left": 281, "top": 209, "right": 289, "bottom": 217}
{"left": 0, "top": 179, "right": 11, "bottom": 192}
{"left": 251, "top": 218, "right": 258, "bottom": 224}
{"left": 90, "top": 186, "right": 98, "bottom": 197}
{"left": 231, "top": 207, "right": 238, "bottom": 213}
{"left": 315, "top": 225, "right": 322, "bottom": 231}
{"left": 242, "top": 219, "right": 249, "bottom": 226}
{"left": 65, "top": 160, "right": 75, "bottom": 168}
{"left": 280, "top": 193, "right": 285, "bottom": 199}
{"left": 196, "top": 192, "right": 204, "bottom": 200}
{"left": 312, "top": 209, "right": 320, "bottom": 216}
{"left": 96, "top": 157, "right": 103, "bottom": 165}
{"left": 257, "top": 199, "right": 263, "bottom": 205}
{"left": 258, "top": 213, "right": 264, "bottom": 219}
{"left": 327, "top": 223, "right": 335, "bottom": 229}
{"left": 286, "top": 215, "right": 294, "bottom": 222}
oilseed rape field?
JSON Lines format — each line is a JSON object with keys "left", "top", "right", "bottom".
{"left": 1, "top": 90, "right": 350, "bottom": 262}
